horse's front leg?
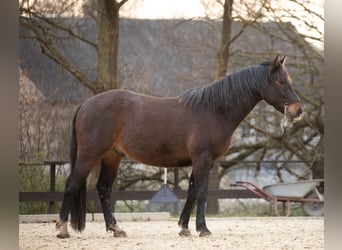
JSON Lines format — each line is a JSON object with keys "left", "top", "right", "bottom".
{"left": 178, "top": 171, "right": 195, "bottom": 236}
{"left": 97, "top": 153, "right": 127, "bottom": 237}
{"left": 193, "top": 155, "right": 212, "bottom": 237}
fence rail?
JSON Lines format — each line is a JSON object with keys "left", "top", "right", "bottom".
{"left": 19, "top": 160, "right": 322, "bottom": 213}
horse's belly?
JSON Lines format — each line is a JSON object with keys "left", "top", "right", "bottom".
{"left": 134, "top": 156, "right": 192, "bottom": 168}
{"left": 125, "top": 151, "right": 191, "bottom": 168}
{"left": 116, "top": 139, "right": 191, "bottom": 167}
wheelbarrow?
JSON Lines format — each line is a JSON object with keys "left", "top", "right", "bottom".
{"left": 230, "top": 179, "right": 324, "bottom": 216}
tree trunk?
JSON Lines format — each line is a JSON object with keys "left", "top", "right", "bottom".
{"left": 215, "top": 0, "right": 233, "bottom": 80}
{"left": 96, "top": 0, "right": 121, "bottom": 93}
{"left": 207, "top": 0, "right": 234, "bottom": 215}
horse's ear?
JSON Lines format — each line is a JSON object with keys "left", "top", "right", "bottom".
{"left": 280, "top": 56, "right": 287, "bottom": 65}
{"left": 270, "top": 54, "right": 280, "bottom": 72}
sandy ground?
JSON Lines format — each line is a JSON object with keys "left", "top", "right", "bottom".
{"left": 19, "top": 217, "right": 323, "bottom": 250}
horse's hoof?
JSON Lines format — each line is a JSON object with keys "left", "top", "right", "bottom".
{"left": 56, "top": 232, "right": 70, "bottom": 239}
{"left": 56, "top": 220, "right": 69, "bottom": 238}
{"left": 199, "top": 230, "right": 212, "bottom": 237}
{"left": 107, "top": 224, "right": 127, "bottom": 237}
{"left": 178, "top": 228, "right": 191, "bottom": 237}
{"left": 113, "top": 230, "right": 127, "bottom": 237}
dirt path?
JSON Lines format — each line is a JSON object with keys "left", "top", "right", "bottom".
{"left": 19, "top": 217, "right": 323, "bottom": 250}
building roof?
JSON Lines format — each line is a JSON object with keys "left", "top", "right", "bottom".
{"left": 19, "top": 18, "right": 322, "bottom": 103}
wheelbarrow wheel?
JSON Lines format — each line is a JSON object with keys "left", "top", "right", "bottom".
{"left": 302, "top": 191, "right": 324, "bottom": 216}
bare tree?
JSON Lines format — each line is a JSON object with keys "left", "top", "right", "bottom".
{"left": 19, "top": 0, "right": 129, "bottom": 94}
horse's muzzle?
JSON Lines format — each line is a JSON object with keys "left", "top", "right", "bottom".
{"left": 287, "top": 102, "right": 303, "bottom": 122}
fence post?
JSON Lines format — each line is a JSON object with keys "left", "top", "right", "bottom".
{"left": 173, "top": 168, "right": 180, "bottom": 213}
{"left": 44, "top": 160, "right": 67, "bottom": 213}
{"left": 48, "top": 162, "right": 56, "bottom": 213}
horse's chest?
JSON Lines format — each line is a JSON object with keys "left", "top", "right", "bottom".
{"left": 212, "top": 136, "right": 232, "bottom": 159}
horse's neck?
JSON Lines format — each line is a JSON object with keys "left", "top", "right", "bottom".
{"left": 225, "top": 93, "right": 262, "bottom": 130}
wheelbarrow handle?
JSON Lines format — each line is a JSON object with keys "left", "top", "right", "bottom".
{"left": 230, "top": 181, "right": 245, "bottom": 187}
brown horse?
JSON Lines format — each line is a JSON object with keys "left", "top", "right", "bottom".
{"left": 56, "top": 55, "right": 302, "bottom": 238}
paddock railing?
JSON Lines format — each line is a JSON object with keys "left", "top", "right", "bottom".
{"left": 19, "top": 160, "right": 322, "bottom": 214}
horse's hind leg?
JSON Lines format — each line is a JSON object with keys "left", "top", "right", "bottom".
{"left": 57, "top": 157, "right": 97, "bottom": 238}
{"left": 178, "top": 171, "right": 195, "bottom": 236}
{"left": 97, "top": 151, "right": 126, "bottom": 237}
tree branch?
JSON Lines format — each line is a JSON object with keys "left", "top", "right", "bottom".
{"left": 20, "top": 17, "right": 97, "bottom": 93}
{"left": 118, "top": 0, "right": 129, "bottom": 8}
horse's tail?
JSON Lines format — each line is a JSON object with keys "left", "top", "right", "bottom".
{"left": 69, "top": 105, "right": 87, "bottom": 232}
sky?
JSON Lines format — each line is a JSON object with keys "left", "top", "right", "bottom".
{"left": 66, "top": 0, "right": 323, "bottom": 49}
{"left": 119, "top": 0, "right": 323, "bottom": 49}
{"left": 120, "top": 0, "right": 206, "bottom": 19}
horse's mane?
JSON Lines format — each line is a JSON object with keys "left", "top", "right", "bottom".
{"left": 178, "top": 62, "right": 270, "bottom": 112}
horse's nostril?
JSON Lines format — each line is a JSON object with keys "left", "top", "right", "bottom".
{"left": 297, "top": 109, "right": 303, "bottom": 116}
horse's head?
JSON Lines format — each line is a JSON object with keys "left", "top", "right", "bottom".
{"left": 261, "top": 55, "right": 302, "bottom": 122}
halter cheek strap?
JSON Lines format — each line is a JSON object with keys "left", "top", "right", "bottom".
{"left": 282, "top": 104, "right": 289, "bottom": 130}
